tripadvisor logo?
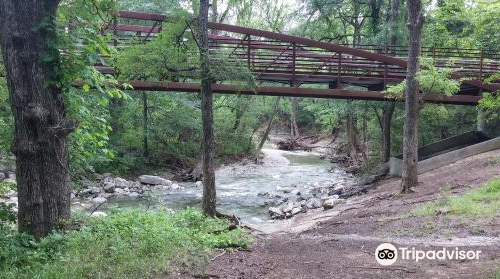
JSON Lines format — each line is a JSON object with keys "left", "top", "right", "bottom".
{"left": 375, "top": 243, "right": 398, "bottom": 266}
{"left": 375, "top": 243, "right": 482, "bottom": 266}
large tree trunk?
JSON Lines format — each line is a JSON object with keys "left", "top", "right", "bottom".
{"left": 0, "top": 0, "right": 73, "bottom": 238}
{"left": 401, "top": 0, "right": 424, "bottom": 193}
{"left": 380, "top": 0, "right": 399, "bottom": 163}
{"left": 199, "top": 0, "right": 216, "bottom": 217}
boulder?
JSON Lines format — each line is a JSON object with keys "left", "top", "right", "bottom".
{"left": 306, "top": 198, "right": 322, "bottom": 209}
{"left": 269, "top": 207, "right": 285, "bottom": 219}
{"left": 113, "top": 177, "right": 130, "bottom": 188}
{"left": 281, "top": 202, "right": 295, "bottom": 213}
{"left": 323, "top": 197, "right": 343, "bottom": 210}
{"left": 91, "top": 196, "right": 107, "bottom": 204}
{"left": 195, "top": 181, "right": 203, "bottom": 187}
{"left": 0, "top": 172, "right": 5, "bottom": 180}
{"left": 128, "top": 192, "right": 140, "bottom": 198}
{"left": 103, "top": 183, "right": 115, "bottom": 193}
{"left": 114, "top": 188, "right": 125, "bottom": 194}
{"left": 360, "top": 175, "right": 378, "bottom": 185}
{"left": 297, "top": 193, "right": 312, "bottom": 202}
{"left": 138, "top": 175, "right": 172, "bottom": 186}
{"left": 291, "top": 207, "right": 302, "bottom": 216}
{"left": 80, "top": 187, "right": 101, "bottom": 197}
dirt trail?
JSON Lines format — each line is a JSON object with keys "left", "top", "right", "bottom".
{"left": 168, "top": 149, "right": 500, "bottom": 279}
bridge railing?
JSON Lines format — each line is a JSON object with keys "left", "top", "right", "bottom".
{"left": 106, "top": 11, "right": 499, "bottom": 92}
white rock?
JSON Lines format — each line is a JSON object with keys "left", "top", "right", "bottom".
{"left": 269, "top": 207, "right": 283, "bottom": 216}
{"left": 6, "top": 197, "right": 18, "bottom": 205}
{"left": 170, "top": 183, "right": 180, "bottom": 190}
{"left": 323, "top": 198, "right": 343, "bottom": 209}
{"left": 114, "top": 188, "right": 125, "bottom": 194}
{"left": 281, "top": 202, "right": 295, "bottom": 213}
{"left": 90, "top": 211, "right": 108, "bottom": 218}
{"left": 138, "top": 175, "right": 172, "bottom": 186}
{"left": 91, "top": 196, "right": 107, "bottom": 204}
{"left": 291, "top": 207, "right": 302, "bottom": 216}
{"left": 195, "top": 181, "right": 203, "bottom": 187}
{"left": 103, "top": 183, "right": 115, "bottom": 193}
{"left": 306, "top": 198, "right": 322, "bottom": 209}
{"left": 128, "top": 192, "right": 140, "bottom": 198}
{"left": 114, "top": 177, "right": 130, "bottom": 188}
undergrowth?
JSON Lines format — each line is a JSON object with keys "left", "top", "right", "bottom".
{"left": 0, "top": 208, "right": 249, "bottom": 279}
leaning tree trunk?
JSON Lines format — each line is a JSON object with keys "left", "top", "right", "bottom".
{"left": 199, "top": 0, "right": 216, "bottom": 217}
{"left": 0, "top": 0, "right": 73, "bottom": 238}
{"left": 401, "top": 0, "right": 424, "bottom": 193}
{"left": 255, "top": 97, "right": 280, "bottom": 159}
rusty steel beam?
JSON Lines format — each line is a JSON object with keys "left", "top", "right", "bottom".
{"left": 118, "top": 11, "right": 167, "bottom": 21}
{"left": 207, "top": 22, "right": 408, "bottom": 68}
{"left": 123, "top": 80, "right": 480, "bottom": 105}
{"left": 462, "top": 79, "right": 499, "bottom": 92}
{"left": 112, "top": 24, "right": 161, "bottom": 33}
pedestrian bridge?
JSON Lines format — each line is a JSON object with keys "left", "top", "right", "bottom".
{"left": 98, "top": 10, "right": 500, "bottom": 105}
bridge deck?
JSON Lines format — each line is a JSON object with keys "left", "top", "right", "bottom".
{"left": 100, "top": 11, "right": 500, "bottom": 105}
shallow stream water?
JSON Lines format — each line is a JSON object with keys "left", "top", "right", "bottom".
{"left": 105, "top": 141, "right": 354, "bottom": 226}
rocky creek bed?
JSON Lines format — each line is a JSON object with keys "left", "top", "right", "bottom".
{"left": 0, "top": 139, "right": 361, "bottom": 224}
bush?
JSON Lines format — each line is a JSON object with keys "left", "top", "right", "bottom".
{"left": 0, "top": 209, "right": 249, "bottom": 279}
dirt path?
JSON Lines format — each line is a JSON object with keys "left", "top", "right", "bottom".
{"left": 168, "top": 150, "right": 500, "bottom": 279}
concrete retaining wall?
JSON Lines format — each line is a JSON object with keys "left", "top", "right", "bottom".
{"left": 390, "top": 136, "right": 500, "bottom": 177}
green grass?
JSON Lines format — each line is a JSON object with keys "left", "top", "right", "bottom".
{"left": 412, "top": 178, "right": 500, "bottom": 217}
{"left": 0, "top": 209, "right": 250, "bottom": 279}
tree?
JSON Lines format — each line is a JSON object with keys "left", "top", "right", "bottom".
{"left": 0, "top": 0, "right": 73, "bottom": 238}
{"left": 199, "top": 0, "right": 216, "bottom": 217}
{"left": 380, "top": 0, "right": 400, "bottom": 163}
{"left": 401, "top": 0, "right": 424, "bottom": 193}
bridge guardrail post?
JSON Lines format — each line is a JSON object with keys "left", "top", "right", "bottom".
{"left": 337, "top": 52, "right": 342, "bottom": 89}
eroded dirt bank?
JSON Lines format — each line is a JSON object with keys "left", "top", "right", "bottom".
{"left": 167, "top": 149, "right": 500, "bottom": 279}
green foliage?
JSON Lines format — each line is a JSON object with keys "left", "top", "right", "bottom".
{"left": 479, "top": 73, "right": 500, "bottom": 111}
{"left": 55, "top": 1, "right": 125, "bottom": 175}
{"left": 0, "top": 181, "right": 16, "bottom": 196}
{"left": 412, "top": 178, "right": 500, "bottom": 217}
{"left": 385, "top": 59, "right": 461, "bottom": 100}
{"left": 0, "top": 209, "right": 250, "bottom": 279}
